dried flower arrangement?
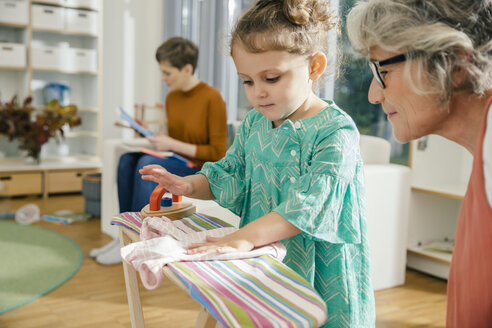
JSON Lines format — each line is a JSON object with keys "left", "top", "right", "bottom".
{"left": 0, "top": 96, "right": 81, "bottom": 163}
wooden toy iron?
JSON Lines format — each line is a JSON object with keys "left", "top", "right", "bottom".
{"left": 140, "top": 185, "right": 196, "bottom": 219}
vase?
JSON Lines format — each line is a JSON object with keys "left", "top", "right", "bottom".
{"left": 21, "top": 151, "right": 41, "bottom": 165}
{"left": 23, "top": 156, "right": 41, "bottom": 165}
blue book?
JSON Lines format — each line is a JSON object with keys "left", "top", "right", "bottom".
{"left": 118, "top": 106, "right": 155, "bottom": 137}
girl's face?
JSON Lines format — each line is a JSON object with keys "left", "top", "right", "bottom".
{"left": 159, "top": 61, "right": 190, "bottom": 92}
{"left": 368, "top": 46, "right": 449, "bottom": 142}
{"left": 232, "top": 44, "right": 316, "bottom": 127}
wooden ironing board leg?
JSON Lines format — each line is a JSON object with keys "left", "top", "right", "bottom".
{"left": 195, "top": 307, "right": 219, "bottom": 328}
{"left": 119, "top": 228, "right": 145, "bottom": 328}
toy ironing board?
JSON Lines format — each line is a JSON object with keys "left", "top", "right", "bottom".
{"left": 117, "top": 185, "right": 328, "bottom": 328}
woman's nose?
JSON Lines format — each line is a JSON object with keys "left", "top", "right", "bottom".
{"left": 368, "top": 78, "right": 384, "bottom": 104}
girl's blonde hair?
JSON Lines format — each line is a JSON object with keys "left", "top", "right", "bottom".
{"left": 230, "top": 0, "right": 337, "bottom": 57}
{"left": 346, "top": 0, "right": 492, "bottom": 103}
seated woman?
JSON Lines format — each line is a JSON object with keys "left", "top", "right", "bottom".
{"left": 92, "top": 37, "right": 228, "bottom": 265}
{"left": 118, "top": 37, "right": 228, "bottom": 213}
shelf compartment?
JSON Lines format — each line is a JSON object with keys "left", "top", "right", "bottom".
{"left": 411, "top": 185, "right": 465, "bottom": 200}
{"left": 32, "top": 27, "right": 97, "bottom": 37}
{"left": 32, "top": 67, "right": 98, "bottom": 75}
{"left": 0, "top": 65, "right": 27, "bottom": 71}
{"left": 407, "top": 246, "right": 451, "bottom": 280}
{"left": 65, "top": 131, "right": 98, "bottom": 137}
{"left": 0, "top": 22, "right": 28, "bottom": 29}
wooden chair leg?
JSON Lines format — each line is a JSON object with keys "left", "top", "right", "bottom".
{"left": 194, "top": 307, "right": 218, "bottom": 328}
{"left": 120, "top": 228, "right": 145, "bottom": 328}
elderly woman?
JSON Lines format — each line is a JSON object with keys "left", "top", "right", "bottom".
{"left": 346, "top": 0, "right": 492, "bottom": 327}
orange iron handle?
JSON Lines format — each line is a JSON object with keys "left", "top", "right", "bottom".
{"left": 149, "top": 185, "right": 167, "bottom": 211}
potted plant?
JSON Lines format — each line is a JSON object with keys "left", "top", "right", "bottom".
{"left": 0, "top": 96, "right": 81, "bottom": 164}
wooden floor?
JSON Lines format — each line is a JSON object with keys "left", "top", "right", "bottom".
{"left": 0, "top": 195, "right": 447, "bottom": 328}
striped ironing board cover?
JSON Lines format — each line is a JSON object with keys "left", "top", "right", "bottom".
{"left": 111, "top": 212, "right": 327, "bottom": 328}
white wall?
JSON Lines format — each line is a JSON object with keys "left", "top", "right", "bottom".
{"left": 101, "top": 0, "right": 164, "bottom": 141}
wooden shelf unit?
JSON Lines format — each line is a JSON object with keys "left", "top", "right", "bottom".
{"left": 0, "top": 0, "right": 102, "bottom": 197}
{"left": 406, "top": 135, "right": 472, "bottom": 279}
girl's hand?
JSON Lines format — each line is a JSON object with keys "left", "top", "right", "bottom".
{"left": 147, "top": 135, "right": 175, "bottom": 152}
{"left": 187, "top": 234, "right": 254, "bottom": 255}
{"left": 139, "top": 165, "right": 192, "bottom": 196}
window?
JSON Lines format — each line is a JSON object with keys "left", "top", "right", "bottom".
{"left": 334, "top": 0, "right": 409, "bottom": 165}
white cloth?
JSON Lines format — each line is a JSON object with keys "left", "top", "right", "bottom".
{"left": 120, "top": 216, "right": 287, "bottom": 290}
{"left": 484, "top": 103, "right": 492, "bottom": 210}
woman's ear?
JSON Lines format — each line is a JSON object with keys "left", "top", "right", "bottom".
{"left": 182, "top": 63, "right": 194, "bottom": 75}
{"left": 309, "top": 52, "right": 327, "bottom": 81}
{"left": 452, "top": 66, "right": 468, "bottom": 88}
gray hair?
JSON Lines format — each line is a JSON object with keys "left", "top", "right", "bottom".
{"left": 346, "top": 0, "right": 492, "bottom": 103}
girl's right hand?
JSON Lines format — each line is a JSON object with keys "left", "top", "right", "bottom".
{"left": 139, "top": 164, "right": 192, "bottom": 196}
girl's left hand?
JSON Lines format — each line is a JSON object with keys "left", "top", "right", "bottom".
{"left": 187, "top": 234, "right": 254, "bottom": 255}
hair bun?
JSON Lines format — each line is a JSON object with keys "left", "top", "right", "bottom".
{"left": 283, "top": 0, "right": 336, "bottom": 31}
{"left": 284, "top": 0, "right": 311, "bottom": 26}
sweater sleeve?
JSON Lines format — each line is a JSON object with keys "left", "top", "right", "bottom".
{"left": 195, "top": 90, "right": 228, "bottom": 162}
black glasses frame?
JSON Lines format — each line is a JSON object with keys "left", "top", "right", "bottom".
{"left": 369, "top": 53, "right": 412, "bottom": 89}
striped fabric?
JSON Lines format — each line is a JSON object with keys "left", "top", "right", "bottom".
{"left": 111, "top": 212, "right": 232, "bottom": 234}
{"left": 112, "top": 212, "right": 327, "bottom": 327}
{"left": 170, "top": 255, "right": 327, "bottom": 327}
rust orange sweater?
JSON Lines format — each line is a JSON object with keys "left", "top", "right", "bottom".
{"left": 166, "top": 82, "right": 227, "bottom": 168}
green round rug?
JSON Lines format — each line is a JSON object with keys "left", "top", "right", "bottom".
{"left": 0, "top": 221, "right": 82, "bottom": 314}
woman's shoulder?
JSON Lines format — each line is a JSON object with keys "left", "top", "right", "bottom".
{"left": 196, "top": 82, "right": 223, "bottom": 99}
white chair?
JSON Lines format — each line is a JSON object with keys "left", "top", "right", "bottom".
{"left": 360, "top": 135, "right": 411, "bottom": 290}
{"left": 101, "top": 133, "right": 411, "bottom": 291}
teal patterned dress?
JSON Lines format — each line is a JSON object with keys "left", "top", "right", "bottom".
{"left": 200, "top": 100, "right": 376, "bottom": 327}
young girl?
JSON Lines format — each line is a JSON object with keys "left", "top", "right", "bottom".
{"left": 140, "top": 0, "right": 375, "bottom": 326}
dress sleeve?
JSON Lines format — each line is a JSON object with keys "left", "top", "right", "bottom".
{"left": 195, "top": 90, "right": 228, "bottom": 162}
{"left": 274, "top": 118, "right": 364, "bottom": 244}
{"left": 199, "top": 112, "right": 253, "bottom": 217}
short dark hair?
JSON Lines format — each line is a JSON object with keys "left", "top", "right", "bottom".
{"left": 155, "top": 37, "right": 199, "bottom": 73}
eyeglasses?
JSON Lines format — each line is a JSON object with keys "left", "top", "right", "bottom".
{"left": 369, "top": 52, "right": 413, "bottom": 89}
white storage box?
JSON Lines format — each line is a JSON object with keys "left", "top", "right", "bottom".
{"left": 65, "top": 8, "right": 98, "bottom": 35}
{"left": 0, "top": 0, "right": 28, "bottom": 25}
{"left": 31, "top": 46, "right": 65, "bottom": 70}
{"left": 66, "top": 48, "right": 97, "bottom": 72}
{"left": 65, "top": 0, "right": 98, "bottom": 11}
{"left": 0, "top": 42, "right": 26, "bottom": 67}
{"left": 31, "top": 4, "right": 64, "bottom": 31}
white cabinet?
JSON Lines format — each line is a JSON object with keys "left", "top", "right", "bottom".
{"left": 407, "top": 135, "right": 472, "bottom": 279}
{"left": 0, "top": 0, "right": 102, "bottom": 191}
